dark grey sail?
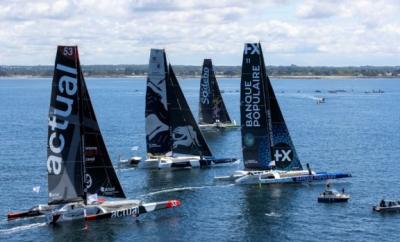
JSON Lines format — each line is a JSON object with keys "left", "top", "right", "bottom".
{"left": 259, "top": 47, "right": 303, "bottom": 171}
{"left": 47, "top": 46, "right": 85, "bottom": 205}
{"left": 240, "top": 43, "right": 272, "bottom": 170}
{"left": 78, "top": 60, "right": 126, "bottom": 198}
{"left": 198, "top": 59, "right": 232, "bottom": 124}
{"left": 47, "top": 46, "right": 125, "bottom": 205}
{"left": 145, "top": 49, "right": 171, "bottom": 156}
{"left": 167, "top": 64, "right": 212, "bottom": 157}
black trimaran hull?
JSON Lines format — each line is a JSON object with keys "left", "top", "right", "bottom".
{"left": 8, "top": 46, "right": 180, "bottom": 222}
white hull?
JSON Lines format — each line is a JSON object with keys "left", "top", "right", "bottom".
{"left": 119, "top": 156, "right": 142, "bottom": 168}
{"left": 373, "top": 205, "right": 400, "bottom": 212}
{"left": 199, "top": 122, "right": 239, "bottom": 132}
{"left": 139, "top": 155, "right": 239, "bottom": 169}
{"left": 235, "top": 170, "right": 312, "bottom": 184}
{"left": 215, "top": 169, "right": 351, "bottom": 185}
{"left": 373, "top": 200, "right": 400, "bottom": 212}
{"left": 48, "top": 199, "right": 181, "bottom": 223}
{"left": 318, "top": 190, "right": 350, "bottom": 203}
{"left": 140, "top": 156, "right": 201, "bottom": 169}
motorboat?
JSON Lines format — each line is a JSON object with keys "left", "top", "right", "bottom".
{"left": 373, "top": 200, "right": 400, "bottom": 213}
{"left": 318, "top": 185, "right": 350, "bottom": 203}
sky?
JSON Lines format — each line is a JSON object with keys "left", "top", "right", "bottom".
{"left": 0, "top": 0, "right": 399, "bottom": 66}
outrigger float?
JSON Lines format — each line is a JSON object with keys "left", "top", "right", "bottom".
{"left": 7, "top": 46, "right": 180, "bottom": 224}
{"left": 139, "top": 49, "right": 239, "bottom": 169}
{"left": 198, "top": 59, "right": 239, "bottom": 132}
{"left": 215, "top": 43, "right": 351, "bottom": 185}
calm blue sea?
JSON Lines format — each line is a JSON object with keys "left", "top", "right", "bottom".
{"left": 0, "top": 77, "right": 399, "bottom": 241}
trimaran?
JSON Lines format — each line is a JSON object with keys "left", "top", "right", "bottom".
{"left": 215, "top": 43, "right": 351, "bottom": 184}
{"left": 198, "top": 59, "right": 239, "bottom": 131}
{"left": 140, "top": 49, "right": 239, "bottom": 169}
{"left": 7, "top": 46, "right": 180, "bottom": 223}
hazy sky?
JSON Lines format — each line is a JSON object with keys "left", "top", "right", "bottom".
{"left": 0, "top": 0, "right": 399, "bottom": 66}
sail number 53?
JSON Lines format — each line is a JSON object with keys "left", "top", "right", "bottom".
{"left": 63, "top": 47, "right": 73, "bottom": 56}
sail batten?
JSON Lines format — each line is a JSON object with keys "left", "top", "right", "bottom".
{"left": 198, "top": 59, "right": 232, "bottom": 125}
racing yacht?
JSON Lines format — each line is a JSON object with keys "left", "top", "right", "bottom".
{"left": 141, "top": 49, "right": 239, "bottom": 169}
{"left": 7, "top": 46, "right": 181, "bottom": 223}
{"left": 214, "top": 43, "right": 351, "bottom": 184}
{"left": 198, "top": 59, "right": 239, "bottom": 131}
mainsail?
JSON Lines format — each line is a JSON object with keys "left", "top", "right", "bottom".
{"left": 260, "top": 47, "right": 303, "bottom": 171}
{"left": 145, "top": 49, "right": 171, "bottom": 156}
{"left": 47, "top": 46, "right": 85, "bottom": 204}
{"left": 198, "top": 59, "right": 232, "bottom": 124}
{"left": 240, "top": 43, "right": 272, "bottom": 170}
{"left": 167, "top": 64, "right": 213, "bottom": 157}
{"left": 241, "top": 43, "right": 303, "bottom": 171}
{"left": 47, "top": 46, "right": 124, "bottom": 205}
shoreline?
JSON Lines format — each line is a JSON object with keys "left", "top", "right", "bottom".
{"left": 0, "top": 75, "right": 399, "bottom": 79}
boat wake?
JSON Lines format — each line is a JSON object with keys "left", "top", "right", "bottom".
{"left": 285, "top": 93, "right": 325, "bottom": 101}
{"left": 144, "top": 184, "right": 234, "bottom": 196}
{"left": 264, "top": 212, "right": 281, "bottom": 217}
{"left": 0, "top": 222, "right": 46, "bottom": 235}
{"left": 117, "top": 167, "right": 137, "bottom": 172}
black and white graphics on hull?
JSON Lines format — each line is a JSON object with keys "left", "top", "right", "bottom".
{"left": 47, "top": 51, "right": 77, "bottom": 176}
{"left": 200, "top": 67, "right": 210, "bottom": 105}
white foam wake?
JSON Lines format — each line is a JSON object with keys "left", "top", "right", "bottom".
{"left": 0, "top": 222, "right": 46, "bottom": 235}
{"left": 264, "top": 212, "right": 281, "bottom": 217}
{"left": 144, "top": 184, "right": 234, "bottom": 196}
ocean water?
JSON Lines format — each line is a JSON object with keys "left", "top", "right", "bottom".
{"left": 0, "top": 77, "right": 399, "bottom": 241}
